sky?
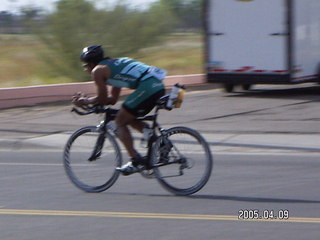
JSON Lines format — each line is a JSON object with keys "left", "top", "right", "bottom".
{"left": 0, "top": 0, "right": 158, "bottom": 13}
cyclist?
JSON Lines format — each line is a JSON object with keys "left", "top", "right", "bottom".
{"left": 73, "top": 45, "right": 166, "bottom": 175}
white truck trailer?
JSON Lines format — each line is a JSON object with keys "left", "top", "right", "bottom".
{"left": 205, "top": 0, "right": 320, "bottom": 92}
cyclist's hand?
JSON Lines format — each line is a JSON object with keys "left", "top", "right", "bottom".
{"left": 72, "top": 92, "right": 88, "bottom": 107}
{"left": 72, "top": 92, "right": 85, "bottom": 100}
{"left": 73, "top": 97, "right": 89, "bottom": 107}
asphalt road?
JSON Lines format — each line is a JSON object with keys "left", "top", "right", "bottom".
{"left": 1, "top": 83, "right": 320, "bottom": 239}
{"left": 0, "top": 151, "right": 319, "bottom": 240}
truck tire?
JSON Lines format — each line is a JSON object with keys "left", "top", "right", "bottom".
{"left": 224, "top": 84, "right": 234, "bottom": 93}
{"left": 242, "top": 84, "right": 252, "bottom": 91}
{"left": 317, "top": 63, "right": 320, "bottom": 83}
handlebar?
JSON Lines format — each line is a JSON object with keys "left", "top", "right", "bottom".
{"left": 71, "top": 107, "right": 94, "bottom": 115}
{"left": 71, "top": 93, "right": 177, "bottom": 117}
{"left": 71, "top": 105, "right": 118, "bottom": 116}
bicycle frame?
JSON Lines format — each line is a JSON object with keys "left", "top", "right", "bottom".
{"left": 72, "top": 99, "right": 168, "bottom": 164}
{"left": 71, "top": 94, "right": 177, "bottom": 168}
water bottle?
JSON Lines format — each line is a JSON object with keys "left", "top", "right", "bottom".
{"left": 175, "top": 87, "right": 186, "bottom": 108}
{"left": 107, "top": 122, "right": 117, "bottom": 133}
{"left": 166, "top": 83, "right": 185, "bottom": 110}
{"left": 140, "top": 128, "right": 153, "bottom": 148}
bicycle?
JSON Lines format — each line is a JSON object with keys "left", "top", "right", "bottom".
{"left": 63, "top": 94, "right": 213, "bottom": 196}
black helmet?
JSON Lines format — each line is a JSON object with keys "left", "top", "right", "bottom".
{"left": 80, "top": 45, "right": 104, "bottom": 64}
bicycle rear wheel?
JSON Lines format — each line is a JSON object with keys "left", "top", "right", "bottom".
{"left": 63, "top": 126, "right": 122, "bottom": 192}
{"left": 151, "top": 126, "right": 213, "bottom": 196}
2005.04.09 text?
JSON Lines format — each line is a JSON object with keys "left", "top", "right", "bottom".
{"left": 238, "top": 209, "right": 289, "bottom": 220}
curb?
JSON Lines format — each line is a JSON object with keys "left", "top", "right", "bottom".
{"left": 0, "top": 74, "right": 206, "bottom": 109}
{"left": 1, "top": 132, "right": 320, "bottom": 154}
{"left": 1, "top": 139, "right": 319, "bottom": 154}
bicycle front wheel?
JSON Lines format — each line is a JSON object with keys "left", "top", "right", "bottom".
{"left": 63, "top": 126, "right": 122, "bottom": 193}
{"left": 151, "top": 126, "right": 213, "bottom": 196}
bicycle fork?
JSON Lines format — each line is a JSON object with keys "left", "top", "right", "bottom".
{"left": 88, "top": 121, "right": 110, "bottom": 162}
{"left": 88, "top": 132, "right": 105, "bottom": 161}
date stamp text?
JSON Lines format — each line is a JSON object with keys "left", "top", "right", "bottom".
{"left": 238, "top": 209, "right": 289, "bottom": 220}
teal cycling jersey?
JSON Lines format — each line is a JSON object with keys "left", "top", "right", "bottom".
{"left": 98, "top": 58, "right": 167, "bottom": 89}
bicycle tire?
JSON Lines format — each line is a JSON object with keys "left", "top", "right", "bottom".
{"left": 151, "top": 126, "right": 213, "bottom": 196}
{"left": 63, "top": 126, "right": 122, "bottom": 193}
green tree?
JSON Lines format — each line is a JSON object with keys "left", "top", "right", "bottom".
{"left": 0, "top": 11, "right": 14, "bottom": 33}
{"left": 37, "top": 0, "right": 174, "bottom": 81}
{"left": 159, "top": 0, "right": 202, "bottom": 31}
{"left": 36, "top": 0, "right": 97, "bottom": 80}
{"left": 20, "top": 7, "right": 42, "bottom": 33}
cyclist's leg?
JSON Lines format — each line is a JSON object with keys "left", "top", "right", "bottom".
{"left": 115, "top": 107, "right": 147, "bottom": 175}
{"left": 116, "top": 88, "right": 164, "bottom": 156}
{"left": 115, "top": 107, "right": 139, "bottom": 159}
{"left": 129, "top": 120, "right": 147, "bottom": 133}
{"left": 116, "top": 79, "right": 165, "bottom": 175}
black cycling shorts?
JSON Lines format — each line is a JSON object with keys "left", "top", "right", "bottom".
{"left": 123, "top": 88, "right": 165, "bottom": 117}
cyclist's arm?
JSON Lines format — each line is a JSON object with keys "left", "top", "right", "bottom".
{"left": 88, "top": 65, "right": 120, "bottom": 106}
{"left": 108, "top": 86, "right": 121, "bottom": 105}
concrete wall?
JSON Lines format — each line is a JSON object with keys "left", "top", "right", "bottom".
{"left": 0, "top": 74, "right": 205, "bottom": 109}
